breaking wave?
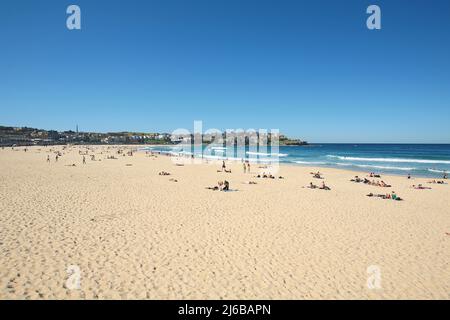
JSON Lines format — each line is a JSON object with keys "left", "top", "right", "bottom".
{"left": 327, "top": 155, "right": 450, "bottom": 164}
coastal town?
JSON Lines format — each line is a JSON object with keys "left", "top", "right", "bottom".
{"left": 0, "top": 125, "right": 308, "bottom": 147}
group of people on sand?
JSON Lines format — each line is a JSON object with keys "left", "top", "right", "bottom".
{"left": 306, "top": 181, "right": 331, "bottom": 190}
{"left": 255, "top": 173, "right": 284, "bottom": 179}
{"left": 411, "top": 184, "right": 432, "bottom": 190}
{"left": 44, "top": 146, "right": 136, "bottom": 165}
{"left": 206, "top": 180, "right": 230, "bottom": 191}
{"left": 428, "top": 180, "right": 447, "bottom": 184}
{"left": 46, "top": 153, "right": 61, "bottom": 163}
{"left": 367, "top": 191, "right": 402, "bottom": 201}
{"left": 350, "top": 176, "right": 391, "bottom": 187}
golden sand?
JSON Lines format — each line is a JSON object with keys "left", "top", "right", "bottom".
{"left": 0, "top": 146, "right": 449, "bottom": 299}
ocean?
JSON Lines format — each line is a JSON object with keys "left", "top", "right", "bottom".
{"left": 141, "top": 144, "right": 450, "bottom": 178}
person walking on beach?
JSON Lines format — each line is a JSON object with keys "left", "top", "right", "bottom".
{"left": 47, "top": 155, "right": 50, "bottom": 163}
{"left": 247, "top": 162, "right": 250, "bottom": 173}
{"left": 222, "top": 161, "right": 226, "bottom": 172}
{"left": 243, "top": 162, "right": 247, "bottom": 173}
{"left": 55, "top": 154, "right": 59, "bottom": 162}
{"left": 83, "top": 156, "right": 86, "bottom": 165}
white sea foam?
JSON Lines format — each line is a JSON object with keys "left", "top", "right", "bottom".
{"left": 335, "top": 163, "right": 414, "bottom": 171}
{"left": 427, "top": 168, "right": 448, "bottom": 173}
{"left": 293, "top": 161, "right": 327, "bottom": 165}
{"left": 210, "top": 147, "right": 227, "bottom": 150}
{"left": 246, "top": 151, "right": 288, "bottom": 157}
{"left": 202, "top": 154, "right": 275, "bottom": 163}
{"left": 327, "top": 155, "right": 450, "bottom": 164}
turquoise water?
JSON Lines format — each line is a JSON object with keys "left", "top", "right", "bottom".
{"left": 142, "top": 144, "right": 450, "bottom": 178}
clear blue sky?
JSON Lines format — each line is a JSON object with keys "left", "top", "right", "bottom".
{"left": 1, "top": 0, "right": 449, "bottom": 143}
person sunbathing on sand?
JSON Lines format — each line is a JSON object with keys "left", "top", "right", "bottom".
{"left": 206, "top": 180, "right": 230, "bottom": 191}
{"left": 391, "top": 191, "right": 403, "bottom": 200}
{"left": 367, "top": 191, "right": 402, "bottom": 200}
{"left": 380, "top": 181, "right": 391, "bottom": 187}
{"left": 311, "top": 171, "right": 323, "bottom": 179}
{"left": 306, "top": 182, "right": 318, "bottom": 189}
{"left": 319, "top": 181, "right": 331, "bottom": 190}
{"left": 366, "top": 193, "right": 381, "bottom": 198}
{"left": 412, "top": 184, "right": 431, "bottom": 190}
{"left": 159, "top": 171, "right": 170, "bottom": 176}
{"left": 206, "top": 181, "right": 221, "bottom": 191}
{"left": 351, "top": 176, "right": 362, "bottom": 183}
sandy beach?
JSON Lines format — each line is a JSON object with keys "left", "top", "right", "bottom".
{"left": 0, "top": 145, "right": 449, "bottom": 300}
